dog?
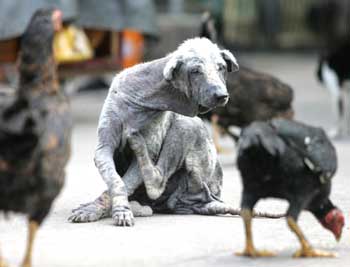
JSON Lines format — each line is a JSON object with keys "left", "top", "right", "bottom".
{"left": 69, "top": 38, "right": 239, "bottom": 226}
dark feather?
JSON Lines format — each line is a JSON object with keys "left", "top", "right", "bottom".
{"left": 237, "top": 119, "right": 339, "bottom": 225}
{"left": 0, "top": 8, "right": 71, "bottom": 225}
{"left": 198, "top": 13, "right": 294, "bottom": 137}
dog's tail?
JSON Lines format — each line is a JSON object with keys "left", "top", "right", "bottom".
{"left": 193, "top": 201, "right": 285, "bottom": 219}
{"left": 226, "top": 207, "right": 285, "bottom": 219}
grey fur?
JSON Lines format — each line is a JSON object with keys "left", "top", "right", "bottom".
{"left": 68, "top": 114, "right": 283, "bottom": 223}
{"left": 70, "top": 38, "right": 239, "bottom": 226}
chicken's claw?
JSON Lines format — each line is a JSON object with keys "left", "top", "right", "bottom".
{"left": 236, "top": 249, "right": 276, "bottom": 257}
{"left": 293, "top": 248, "right": 336, "bottom": 258}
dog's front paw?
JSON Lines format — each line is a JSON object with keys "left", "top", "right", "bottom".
{"left": 112, "top": 206, "right": 135, "bottom": 226}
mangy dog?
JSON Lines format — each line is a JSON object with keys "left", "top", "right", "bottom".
{"left": 69, "top": 38, "right": 239, "bottom": 226}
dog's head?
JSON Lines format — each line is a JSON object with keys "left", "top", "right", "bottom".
{"left": 163, "top": 38, "right": 239, "bottom": 114}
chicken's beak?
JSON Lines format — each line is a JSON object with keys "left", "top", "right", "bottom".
{"left": 335, "top": 233, "right": 342, "bottom": 242}
{"left": 335, "top": 222, "right": 343, "bottom": 242}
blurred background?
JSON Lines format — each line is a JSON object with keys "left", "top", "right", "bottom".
{"left": 0, "top": 0, "right": 349, "bottom": 129}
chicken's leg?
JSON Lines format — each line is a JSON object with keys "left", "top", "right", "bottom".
{"left": 21, "top": 220, "right": 39, "bottom": 267}
{"left": 211, "top": 115, "right": 230, "bottom": 154}
{"left": 236, "top": 209, "right": 276, "bottom": 257}
{"left": 287, "top": 216, "right": 336, "bottom": 258}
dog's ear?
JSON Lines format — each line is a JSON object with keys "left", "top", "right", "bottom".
{"left": 220, "top": 49, "right": 239, "bottom": 72}
{"left": 163, "top": 56, "right": 183, "bottom": 81}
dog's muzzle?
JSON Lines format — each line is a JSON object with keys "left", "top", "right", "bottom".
{"left": 214, "top": 93, "right": 229, "bottom": 106}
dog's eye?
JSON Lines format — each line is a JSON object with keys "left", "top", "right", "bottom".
{"left": 190, "top": 68, "right": 202, "bottom": 74}
{"left": 218, "top": 64, "right": 226, "bottom": 71}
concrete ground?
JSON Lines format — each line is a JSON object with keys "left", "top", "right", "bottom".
{"left": 1, "top": 53, "right": 350, "bottom": 267}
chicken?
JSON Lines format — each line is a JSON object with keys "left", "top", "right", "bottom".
{"left": 0, "top": 8, "right": 71, "bottom": 267}
{"left": 316, "top": 39, "right": 350, "bottom": 137}
{"left": 306, "top": 0, "right": 350, "bottom": 45}
{"left": 236, "top": 119, "right": 344, "bottom": 258}
{"left": 306, "top": 0, "right": 350, "bottom": 137}
{"left": 199, "top": 12, "right": 294, "bottom": 150}
{"left": 208, "top": 66, "right": 294, "bottom": 129}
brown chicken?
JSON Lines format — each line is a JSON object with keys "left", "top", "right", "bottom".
{"left": 0, "top": 8, "right": 71, "bottom": 267}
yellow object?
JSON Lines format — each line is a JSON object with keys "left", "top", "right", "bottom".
{"left": 54, "top": 25, "right": 93, "bottom": 63}
{"left": 235, "top": 209, "right": 276, "bottom": 257}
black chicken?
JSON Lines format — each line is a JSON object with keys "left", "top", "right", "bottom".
{"left": 0, "top": 8, "right": 71, "bottom": 267}
{"left": 236, "top": 119, "right": 344, "bottom": 258}
{"left": 316, "top": 39, "right": 350, "bottom": 137}
{"left": 306, "top": 0, "right": 350, "bottom": 137}
{"left": 199, "top": 12, "right": 294, "bottom": 151}
{"left": 306, "top": 0, "right": 350, "bottom": 46}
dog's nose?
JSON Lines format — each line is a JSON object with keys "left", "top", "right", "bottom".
{"left": 214, "top": 93, "right": 229, "bottom": 105}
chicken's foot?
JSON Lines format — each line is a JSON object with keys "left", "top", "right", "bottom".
{"left": 21, "top": 220, "right": 39, "bottom": 267}
{"left": 287, "top": 216, "right": 336, "bottom": 258}
{"left": 211, "top": 115, "right": 230, "bottom": 154}
{"left": 236, "top": 209, "right": 276, "bottom": 257}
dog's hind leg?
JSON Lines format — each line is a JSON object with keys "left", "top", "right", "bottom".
{"left": 68, "top": 156, "right": 156, "bottom": 223}
{"left": 68, "top": 191, "right": 111, "bottom": 223}
{"left": 68, "top": 192, "right": 153, "bottom": 223}
{"left": 127, "top": 130, "right": 188, "bottom": 200}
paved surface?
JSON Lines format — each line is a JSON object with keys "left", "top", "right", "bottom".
{"left": 1, "top": 53, "right": 350, "bottom": 267}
